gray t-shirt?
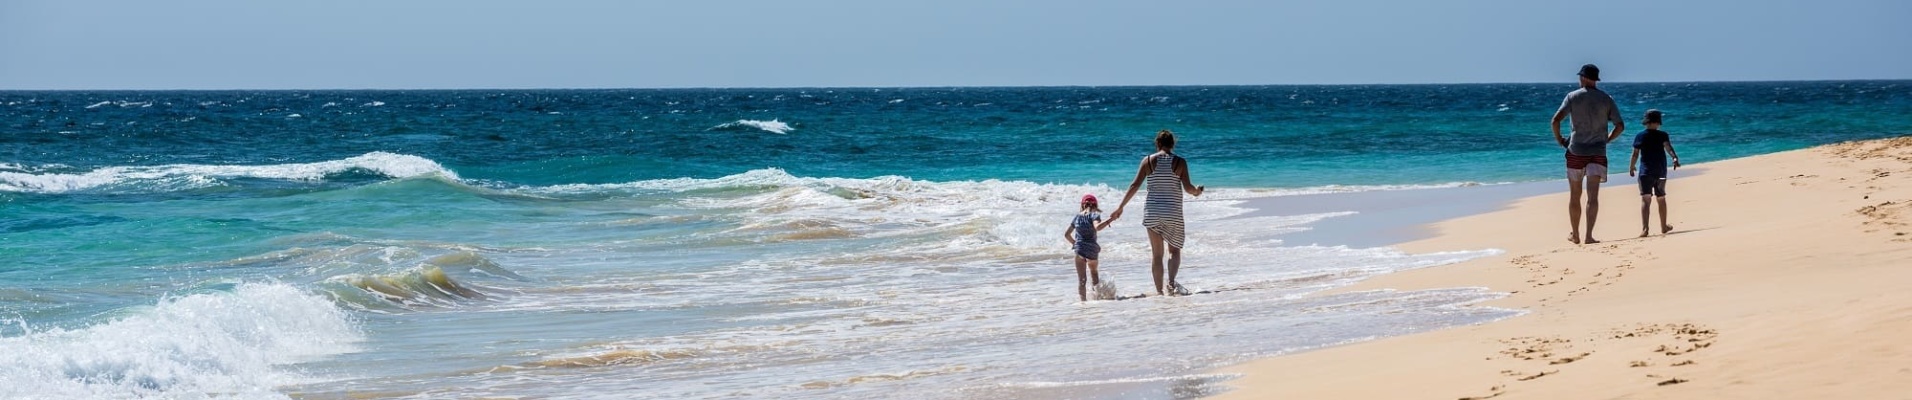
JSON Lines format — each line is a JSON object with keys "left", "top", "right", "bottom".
{"left": 1556, "top": 87, "right": 1623, "bottom": 157}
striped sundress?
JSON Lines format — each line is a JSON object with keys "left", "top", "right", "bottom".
{"left": 1141, "top": 152, "right": 1186, "bottom": 249}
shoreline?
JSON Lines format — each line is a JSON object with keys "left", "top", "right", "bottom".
{"left": 1209, "top": 137, "right": 1912, "bottom": 399}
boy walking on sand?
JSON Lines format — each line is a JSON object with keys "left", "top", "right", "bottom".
{"left": 1627, "top": 109, "right": 1681, "bottom": 237}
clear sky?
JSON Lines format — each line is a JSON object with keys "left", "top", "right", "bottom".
{"left": 3, "top": 0, "right": 1908, "bottom": 90}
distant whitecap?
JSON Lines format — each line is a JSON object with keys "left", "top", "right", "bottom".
{"left": 709, "top": 119, "right": 795, "bottom": 134}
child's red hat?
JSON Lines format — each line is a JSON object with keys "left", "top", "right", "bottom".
{"left": 1081, "top": 194, "right": 1098, "bottom": 204}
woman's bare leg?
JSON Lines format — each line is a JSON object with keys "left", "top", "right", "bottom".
{"left": 1147, "top": 230, "right": 1166, "bottom": 295}
{"left": 1166, "top": 245, "right": 1183, "bottom": 295}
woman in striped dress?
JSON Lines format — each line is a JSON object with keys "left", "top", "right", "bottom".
{"left": 1110, "top": 130, "right": 1205, "bottom": 296}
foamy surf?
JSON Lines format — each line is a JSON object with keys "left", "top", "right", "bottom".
{"left": 0, "top": 283, "right": 360, "bottom": 399}
{"left": 300, "top": 169, "right": 1518, "bottom": 398}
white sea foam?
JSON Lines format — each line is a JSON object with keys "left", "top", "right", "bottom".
{"left": 227, "top": 166, "right": 1518, "bottom": 398}
{"left": 0, "top": 283, "right": 360, "bottom": 399}
{"left": 0, "top": 152, "right": 457, "bottom": 193}
{"left": 710, "top": 119, "right": 795, "bottom": 134}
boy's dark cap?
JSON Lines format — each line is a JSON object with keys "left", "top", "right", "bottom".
{"left": 1578, "top": 64, "right": 1601, "bottom": 81}
{"left": 1644, "top": 109, "right": 1663, "bottom": 123}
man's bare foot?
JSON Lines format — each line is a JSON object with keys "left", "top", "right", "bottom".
{"left": 1569, "top": 232, "right": 1581, "bottom": 244}
{"left": 1662, "top": 224, "right": 1674, "bottom": 235}
{"left": 1585, "top": 236, "right": 1602, "bottom": 244}
{"left": 1640, "top": 230, "right": 1650, "bottom": 238}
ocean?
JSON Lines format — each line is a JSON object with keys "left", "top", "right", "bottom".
{"left": 2, "top": 82, "right": 1907, "bottom": 398}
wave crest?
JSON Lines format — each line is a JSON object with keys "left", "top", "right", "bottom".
{"left": 326, "top": 265, "right": 492, "bottom": 309}
{"left": 709, "top": 119, "right": 794, "bottom": 134}
{"left": 0, "top": 152, "right": 458, "bottom": 194}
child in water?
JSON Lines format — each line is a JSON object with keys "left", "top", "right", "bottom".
{"left": 1064, "top": 194, "right": 1119, "bottom": 301}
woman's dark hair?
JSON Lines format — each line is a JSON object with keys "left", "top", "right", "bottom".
{"left": 1155, "top": 129, "right": 1176, "bottom": 150}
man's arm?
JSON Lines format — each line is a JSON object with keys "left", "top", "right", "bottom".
{"left": 1551, "top": 107, "right": 1570, "bottom": 148}
{"left": 1606, "top": 103, "right": 1626, "bottom": 142}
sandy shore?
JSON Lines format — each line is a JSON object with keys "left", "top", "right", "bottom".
{"left": 1213, "top": 137, "right": 1912, "bottom": 399}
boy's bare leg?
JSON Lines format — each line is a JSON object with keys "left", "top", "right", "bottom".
{"left": 1640, "top": 194, "right": 1652, "bottom": 237}
{"left": 1658, "top": 196, "right": 1673, "bottom": 234}
{"left": 1584, "top": 175, "right": 1603, "bottom": 244}
{"left": 1075, "top": 257, "right": 1088, "bottom": 302}
{"left": 1567, "top": 174, "right": 1585, "bottom": 244}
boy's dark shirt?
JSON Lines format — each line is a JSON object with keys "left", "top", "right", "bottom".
{"left": 1633, "top": 129, "right": 1672, "bottom": 177}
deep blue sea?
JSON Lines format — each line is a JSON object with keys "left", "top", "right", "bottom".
{"left": 2, "top": 82, "right": 1907, "bottom": 398}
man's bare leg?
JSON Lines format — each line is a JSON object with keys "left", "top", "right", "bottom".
{"left": 1584, "top": 174, "right": 1603, "bottom": 244}
{"left": 1567, "top": 174, "right": 1585, "bottom": 244}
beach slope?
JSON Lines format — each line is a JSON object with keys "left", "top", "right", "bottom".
{"left": 1216, "top": 137, "right": 1912, "bottom": 399}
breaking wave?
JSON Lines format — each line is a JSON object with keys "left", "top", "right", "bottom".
{"left": 0, "top": 152, "right": 457, "bottom": 194}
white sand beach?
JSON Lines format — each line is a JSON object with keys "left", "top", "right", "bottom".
{"left": 1214, "top": 137, "right": 1912, "bottom": 399}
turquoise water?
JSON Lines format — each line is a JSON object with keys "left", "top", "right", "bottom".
{"left": 1, "top": 82, "right": 1907, "bottom": 398}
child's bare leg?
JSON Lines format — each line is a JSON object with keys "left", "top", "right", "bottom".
{"left": 1657, "top": 195, "right": 1672, "bottom": 234}
{"left": 1088, "top": 259, "right": 1101, "bottom": 285}
{"left": 1075, "top": 256, "right": 1088, "bottom": 302}
{"left": 1640, "top": 194, "right": 1652, "bottom": 237}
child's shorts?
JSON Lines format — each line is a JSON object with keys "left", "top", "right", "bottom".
{"left": 1074, "top": 241, "right": 1101, "bottom": 261}
{"left": 1638, "top": 175, "right": 1667, "bottom": 197}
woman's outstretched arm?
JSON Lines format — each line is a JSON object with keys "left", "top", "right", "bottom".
{"left": 1110, "top": 156, "right": 1153, "bottom": 220}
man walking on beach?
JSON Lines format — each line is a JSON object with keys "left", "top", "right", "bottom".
{"left": 1551, "top": 64, "right": 1625, "bottom": 244}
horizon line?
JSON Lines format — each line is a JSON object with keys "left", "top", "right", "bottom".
{"left": 3, "top": 78, "right": 1908, "bottom": 92}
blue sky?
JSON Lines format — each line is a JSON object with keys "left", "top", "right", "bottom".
{"left": 3, "top": 0, "right": 1907, "bottom": 89}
